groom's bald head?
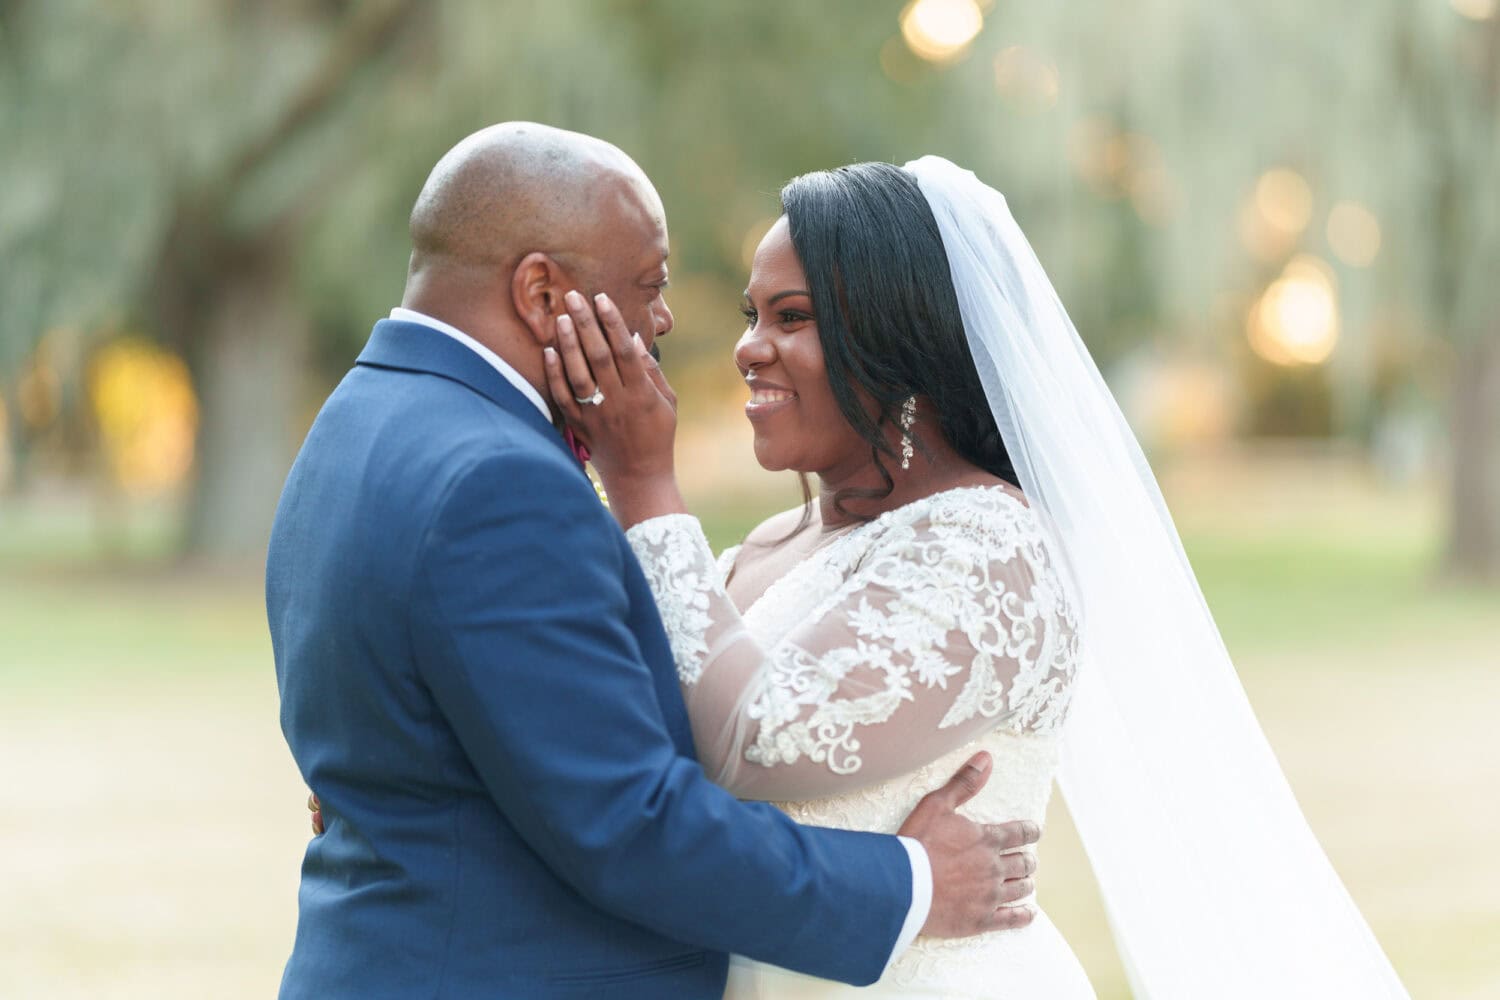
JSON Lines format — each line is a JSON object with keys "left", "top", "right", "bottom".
{"left": 399, "top": 122, "right": 673, "bottom": 407}
{"left": 408, "top": 122, "right": 653, "bottom": 280}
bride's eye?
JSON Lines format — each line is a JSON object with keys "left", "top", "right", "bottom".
{"left": 740, "top": 306, "right": 757, "bottom": 327}
{"left": 778, "top": 310, "right": 812, "bottom": 326}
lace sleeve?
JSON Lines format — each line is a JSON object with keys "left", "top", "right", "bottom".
{"left": 626, "top": 495, "right": 1077, "bottom": 802}
{"left": 715, "top": 544, "right": 742, "bottom": 585}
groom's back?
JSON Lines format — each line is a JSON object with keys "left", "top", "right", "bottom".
{"left": 267, "top": 345, "right": 716, "bottom": 997}
{"left": 268, "top": 362, "right": 515, "bottom": 992}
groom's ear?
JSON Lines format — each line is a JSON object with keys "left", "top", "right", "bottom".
{"left": 511, "top": 251, "right": 568, "bottom": 348}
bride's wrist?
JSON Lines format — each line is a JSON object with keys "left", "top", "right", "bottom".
{"left": 599, "top": 471, "right": 687, "bottom": 529}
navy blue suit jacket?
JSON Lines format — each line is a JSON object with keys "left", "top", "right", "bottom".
{"left": 267, "top": 319, "right": 911, "bottom": 998}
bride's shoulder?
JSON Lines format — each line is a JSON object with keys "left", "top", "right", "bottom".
{"left": 720, "top": 503, "right": 817, "bottom": 600}
{"left": 888, "top": 481, "right": 1054, "bottom": 565}
{"left": 740, "top": 502, "right": 815, "bottom": 550}
{"left": 908, "top": 479, "right": 1032, "bottom": 531}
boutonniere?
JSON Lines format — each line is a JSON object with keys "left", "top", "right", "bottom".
{"left": 588, "top": 471, "right": 609, "bottom": 508}
{"left": 561, "top": 426, "right": 609, "bottom": 507}
{"left": 562, "top": 426, "right": 589, "bottom": 465}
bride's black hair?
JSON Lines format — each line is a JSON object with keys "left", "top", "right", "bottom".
{"left": 778, "top": 161, "right": 1020, "bottom": 518}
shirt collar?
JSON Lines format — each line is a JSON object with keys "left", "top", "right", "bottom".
{"left": 389, "top": 307, "right": 550, "bottom": 421}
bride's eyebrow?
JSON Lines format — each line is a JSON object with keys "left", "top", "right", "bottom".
{"left": 742, "top": 288, "right": 813, "bottom": 306}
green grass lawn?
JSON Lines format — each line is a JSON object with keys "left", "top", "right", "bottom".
{"left": 2, "top": 493, "right": 1485, "bottom": 680}
{"left": 1, "top": 460, "right": 1496, "bottom": 998}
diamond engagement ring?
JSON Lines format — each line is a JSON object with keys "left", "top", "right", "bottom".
{"left": 574, "top": 388, "right": 605, "bottom": 406}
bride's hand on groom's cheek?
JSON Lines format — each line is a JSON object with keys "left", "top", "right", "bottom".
{"left": 544, "top": 290, "right": 676, "bottom": 483}
{"left": 898, "top": 752, "right": 1041, "bottom": 938}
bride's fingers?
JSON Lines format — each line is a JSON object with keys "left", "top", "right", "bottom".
{"left": 307, "top": 792, "right": 324, "bottom": 835}
{"left": 554, "top": 315, "right": 601, "bottom": 400}
{"left": 591, "top": 293, "right": 645, "bottom": 384}
{"left": 563, "top": 290, "right": 622, "bottom": 391}
{"left": 640, "top": 339, "right": 677, "bottom": 408}
{"left": 543, "top": 346, "right": 581, "bottom": 420}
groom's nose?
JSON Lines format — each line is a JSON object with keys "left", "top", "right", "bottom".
{"left": 651, "top": 296, "right": 674, "bottom": 339}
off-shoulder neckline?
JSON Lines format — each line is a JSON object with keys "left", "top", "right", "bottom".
{"left": 730, "top": 482, "right": 1034, "bottom": 622}
{"left": 842, "top": 480, "right": 1031, "bottom": 528}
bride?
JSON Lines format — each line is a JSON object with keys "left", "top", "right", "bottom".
{"left": 545, "top": 156, "right": 1411, "bottom": 999}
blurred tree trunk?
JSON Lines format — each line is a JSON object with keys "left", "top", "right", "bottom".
{"left": 1447, "top": 332, "right": 1500, "bottom": 581}
{"left": 1, "top": 376, "right": 27, "bottom": 495}
{"left": 1392, "top": 8, "right": 1500, "bottom": 583}
{"left": 164, "top": 231, "right": 309, "bottom": 560}
{"left": 1442, "top": 13, "right": 1500, "bottom": 583}
{"left": 145, "top": 0, "right": 420, "bottom": 564}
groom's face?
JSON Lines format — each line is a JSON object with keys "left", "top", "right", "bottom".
{"left": 566, "top": 179, "right": 674, "bottom": 359}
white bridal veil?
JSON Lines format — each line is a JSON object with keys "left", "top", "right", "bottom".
{"left": 905, "top": 155, "right": 1409, "bottom": 999}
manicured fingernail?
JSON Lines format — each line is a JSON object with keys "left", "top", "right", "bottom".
{"left": 543, "top": 346, "right": 557, "bottom": 362}
{"left": 565, "top": 290, "right": 584, "bottom": 309}
{"left": 557, "top": 315, "right": 573, "bottom": 334}
{"left": 594, "top": 292, "right": 612, "bottom": 311}
{"left": 632, "top": 333, "right": 644, "bottom": 354}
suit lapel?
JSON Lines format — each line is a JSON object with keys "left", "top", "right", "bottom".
{"left": 356, "top": 319, "right": 579, "bottom": 469}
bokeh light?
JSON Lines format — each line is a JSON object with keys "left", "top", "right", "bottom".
{"left": 880, "top": 34, "right": 927, "bottom": 83}
{"left": 1248, "top": 254, "right": 1341, "bottom": 366}
{"left": 1450, "top": 0, "right": 1497, "bottom": 21}
{"left": 1254, "top": 168, "right": 1314, "bottom": 235}
{"left": 88, "top": 337, "right": 199, "bottom": 496}
{"left": 1326, "top": 200, "right": 1382, "bottom": 267}
{"left": 1067, "top": 116, "right": 1118, "bottom": 190}
{"left": 993, "top": 45, "right": 1059, "bottom": 113}
{"left": 1121, "top": 134, "right": 1176, "bottom": 224}
{"left": 1118, "top": 356, "right": 1236, "bottom": 452}
{"left": 900, "top": 0, "right": 984, "bottom": 63}
{"left": 1067, "top": 119, "right": 1177, "bottom": 222}
{"left": 1238, "top": 168, "right": 1314, "bottom": 261}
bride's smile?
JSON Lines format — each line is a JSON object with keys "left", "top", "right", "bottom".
{"left": 743, "top": 375, "right": 797, "bottom": 412}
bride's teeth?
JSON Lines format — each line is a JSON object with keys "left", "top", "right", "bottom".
{"left": 750, "top": 389, "right": 795, "bottom": 404}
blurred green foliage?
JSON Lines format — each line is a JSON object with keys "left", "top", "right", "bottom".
{"left": 0, "top": 0, "right": 1496, "bottom": 570}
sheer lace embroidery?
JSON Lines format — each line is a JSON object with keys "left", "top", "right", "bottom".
{"left": 625, "top": 486, "right": 1078, "bottom": 801}
{"left": 628, "top": 516, "right": 715, "bottom": 684}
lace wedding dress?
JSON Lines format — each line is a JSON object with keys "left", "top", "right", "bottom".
{"left": 626, "top": 483, "right": 1096, "bottom": 999}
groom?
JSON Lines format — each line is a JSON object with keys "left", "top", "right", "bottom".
{"left": 268, "top": 122, "right": 1039, "bottom": 999}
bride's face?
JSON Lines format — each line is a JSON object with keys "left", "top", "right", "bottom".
{"left": 735, "top": 217, "right": 870, "bottom": 476}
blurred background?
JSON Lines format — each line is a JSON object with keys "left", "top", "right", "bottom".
{"left": 2, "top": 0, "right": 1497, "bottom": 996}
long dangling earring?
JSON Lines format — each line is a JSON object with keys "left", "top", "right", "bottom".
{"left": 899, "top": 396, "right": 917, "bottom": 470}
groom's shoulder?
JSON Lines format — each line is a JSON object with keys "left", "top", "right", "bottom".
{"left": 343, "top": 365, "right": 561, "bottom": 465}
{"left": 418, "top": 426, "right": 584, "bottom": 519}
{"left": 319, "top": 365, "right": 586, "bottom": 515}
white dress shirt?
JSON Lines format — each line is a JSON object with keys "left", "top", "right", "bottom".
{"left": 390, "top": 307, "right": 551, "bottom": 421}
{"left": 386, "top": 306, "right": 933, "bottom": 969}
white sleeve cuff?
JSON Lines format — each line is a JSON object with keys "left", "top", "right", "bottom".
{"left": 886, "top": 836, "right": 932, "bottom": 973}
